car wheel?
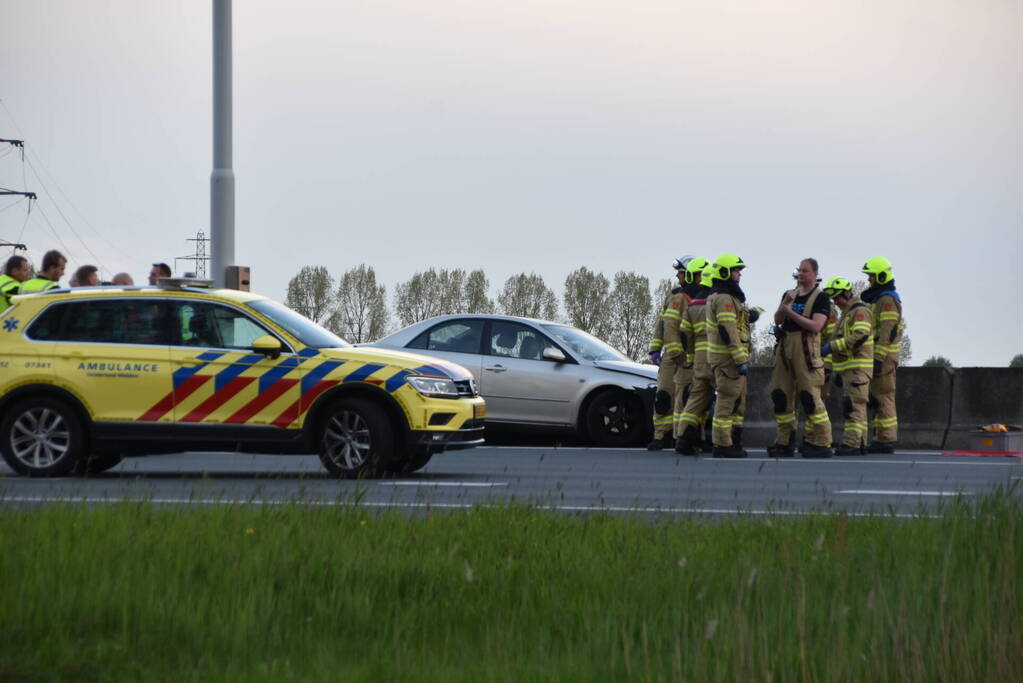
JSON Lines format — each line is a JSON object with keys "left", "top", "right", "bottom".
{"left": 317, "top": 398, "right": 394, "bottom": 478}
{"left": 584, "top": 390, "right": 644, "bottom": 447}
{"left": 0, "top": 397, "right": 86, "bottom": 477}
{"left": 73, "top": 452, "right": 124, "bottom": 476}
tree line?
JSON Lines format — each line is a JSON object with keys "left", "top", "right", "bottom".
{"left": 284, "top": 264, "right": 952, "bottom": 366}
{"left": 285, "top": 264, "right": 673, "bottom": 360}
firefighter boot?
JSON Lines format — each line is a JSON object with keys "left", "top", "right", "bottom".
{"left": 713, "top": 444, "right": 747, "bottom": 459}
{"left": 802, "top": 443, "right": 833, "bottom": 458}
{"left": 732, "top": 427, "right": 748, "bottom": 458}
{"left": 675, "top": 426, "right": 700, "bottom": 455}
{"left": 867, "top": 441, "right": 896, "bottom": 454}
{"left": 767, "top": 442, "right": 795, "bottom": 458}
{"left": 835, "top": 444, "right": 864, "bottom": 456}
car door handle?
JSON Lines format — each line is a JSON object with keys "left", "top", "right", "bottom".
{"left": 484, "top": 364, "right": 507, "bottom": 373}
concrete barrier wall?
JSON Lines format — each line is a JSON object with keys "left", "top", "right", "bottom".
{"left": 741, "top": 366, "right": 1023, "bottom": 450}
{"left": 945, "top": 368, "right": 1023, "bottom": 450}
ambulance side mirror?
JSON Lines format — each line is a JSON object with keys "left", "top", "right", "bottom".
{"left": 252, "top": 335, "right": 282, "bottom": 360}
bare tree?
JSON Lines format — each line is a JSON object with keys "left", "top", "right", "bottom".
{"left": 465, "top": 270, "right": 494, "bottom": 314}
{"left": 394, "top": 269, "right": 444, "bottom": 327}
{"left": 653, "top": 277, "right": 674, "bottom": 314}
{"left": 563, "top": 266, "right": 611, "bottom": 339}
{"left": 285, "top": 266, "right": 335, "bottom": 324}
{"left": 330, "top": 264, "right": 388, "bottom": 342}
{"left": 437, "top": 268, "right": 468, "bottom": 314}
{"left": 497, "top": 273, "right": 558, "bottom": 320}
{"left": 607, "top": 271, "right": 653, "bottom": 361}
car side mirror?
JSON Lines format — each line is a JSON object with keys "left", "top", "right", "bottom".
{"left": 252, "top": 335, "right": 282, "bottom": 360}
{"left": 542, "top": 347, "right": 566, "bottom": 362}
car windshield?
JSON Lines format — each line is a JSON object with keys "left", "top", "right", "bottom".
{"left": 246, "top": 299, "right": 350, "bottom": 349}
{"left": 540, "top": 324, "right": 626, "bottom": 362}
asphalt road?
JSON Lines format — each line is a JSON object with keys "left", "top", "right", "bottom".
{"left": 2, "top": 445, "right": 1020, "bottom": 518}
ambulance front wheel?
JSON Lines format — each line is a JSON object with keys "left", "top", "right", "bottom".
{"left": 0, "top": 396, "right": 87, "bottom": 477}
{"left": 317, "top": 397, "right": 394, "bottom": 478}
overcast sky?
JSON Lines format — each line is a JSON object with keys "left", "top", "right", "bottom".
{"left": 2, "top": 0, "right": 1020, "bottom": 365}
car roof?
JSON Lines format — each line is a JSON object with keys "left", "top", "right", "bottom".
{"left": 9, "top": 285, "right": 267, "bottom": 306}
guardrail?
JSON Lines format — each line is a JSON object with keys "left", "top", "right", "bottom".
{"left": 740, "top": 367, "right": 1023, "bottom": 450}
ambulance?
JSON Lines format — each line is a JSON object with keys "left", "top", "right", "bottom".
{"left": 0, "top": 279, "right": 485, "bottom": 477}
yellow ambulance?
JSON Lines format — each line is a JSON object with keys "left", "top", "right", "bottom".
{"left": 0, "top": 279, "right": 485, "bottom": 477}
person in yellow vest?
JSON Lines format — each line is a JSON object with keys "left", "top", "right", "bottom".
{"left": 820, "top": 277, "right": 874, "bottom": 455}
{"left": 706, "top": 253, "right": 750, "bottom": 458}
{"left": 19, "top": 250, "right": 66, "bottom": 293}
{"left": 647, "top": 257, "right": 692, "bottom": 450}
{"left": 860, "top": 256, "right": 904, "bottom": 453}
{"left": 675, "top": 262, "right": 716, "bottom": 455}
{"left": 767, "top": 258, "right": 833, "bottom": 458}
{"left": 0, "top": 255, "right": 31, "bottom": 312}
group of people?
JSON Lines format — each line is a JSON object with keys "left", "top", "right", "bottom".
{"left": 647, "top": 254, "right": 904, "bottom": 458}
{"left": 0, "top": 249, "right": 174, "bottom": 312}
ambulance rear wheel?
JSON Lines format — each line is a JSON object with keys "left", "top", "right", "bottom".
{"left": 317, "top": 398, "right": 394, "bottom": 478}
{"left": 385, "top": 447, "right": 433, "bottom": 474}
{"left": 0, "top": 397, "right": 86, "bottom": 477}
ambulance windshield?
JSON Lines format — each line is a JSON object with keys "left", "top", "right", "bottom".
{"left": 247, "top": 299, "right": 350, "bottom": 349}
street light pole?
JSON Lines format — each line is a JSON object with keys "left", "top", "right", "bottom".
{"left": 210, "top": 0, "right": 234, "bottom": 287}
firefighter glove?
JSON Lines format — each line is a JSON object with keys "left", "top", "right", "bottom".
{"left": 821, "top": 342, "right": 832, "bottom": 356}
{"left": 650, "top": 351, "right": 662, "bottom": 366}
{"left": 737, "top": 363, "right": 749, "bottom": 376}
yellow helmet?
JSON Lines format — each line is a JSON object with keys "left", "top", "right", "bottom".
{"left": 685, "top": 257, "right": 711, "bottom": 284}
{"left": 700, "top": 263, "right": 715, "bottom": 287}
{"left": 861, "top": 256, "right": 893, "bottom": 284}
{"left": 823, "top": 276, "right": 853, "bottom": 298}
{"left": 711, "top": 253, "right": 746, "bottom": 281}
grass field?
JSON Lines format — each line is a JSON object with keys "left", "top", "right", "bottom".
{"left": 1, "top": 491, "right": 1020, "bottom": 682}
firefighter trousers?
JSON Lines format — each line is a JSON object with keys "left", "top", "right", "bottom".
{"left": 769, "top": 334, "right": 831, "bottom": 447}
{"left": 711, "top": 363, "right": 745, "bottom": 447}
{"left": 671, "top": 365, "right": 694, "bottom": 438}
{"left": 677, "top": 363, "right": 714, "bottom": 440}
{"left": 868, "top": 366, "right": 898, "bottom": 443}
{"left": 838, "top": 370, "right": 870, "bottom": 447}
{"left": 653, "top": 355, "right": 682, "bottom": 439}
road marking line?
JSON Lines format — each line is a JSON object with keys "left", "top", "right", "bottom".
{"left": 0, "top": 495, "right": 939, "bottom": 518}
{"left": 378, "top": 482, "right": 507, "bottom": 488}
{"left": 836, "top": 490, "right": 972, "bottom": 496}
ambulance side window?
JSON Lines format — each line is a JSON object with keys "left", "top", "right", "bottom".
{"left": 172, "top": 301, "right": 286, "bottom": 351}
{"left": 27, "top": 300, "right": 170, "bottom": 345}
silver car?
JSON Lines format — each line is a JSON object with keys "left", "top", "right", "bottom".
{"left": 366, "top": 314, "right": 658, "bottom": 446}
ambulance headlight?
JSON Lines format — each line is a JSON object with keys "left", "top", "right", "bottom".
{"left": 406, "top": 375, "right": 459, "bottom": 398}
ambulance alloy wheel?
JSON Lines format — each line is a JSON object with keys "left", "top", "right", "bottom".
{"left": 0, "top": 397, "right": 86, "bottom": 477}
{"left": 317, "top": 398, "right": 394, "bottom": 478}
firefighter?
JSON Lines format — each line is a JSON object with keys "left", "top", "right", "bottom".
{"left": 671, "top": 257, "right": 710, "bottom": 450}
{"left": 860, "top": 256, "right": 904, "bottom": 452}
{"left": 767, "top": 258, "right": 833, "bottom": 458}
{"left": 821, "top": 277, "right": 874, "bottom": 455}
{"left": 706, "top": 253, "right": 750, "bottom": 458}
{"left": 1, "top": 254, "right": 31, "bottom": 312}
{"left": 19, "top": 250, "right": 66, "bottom": 293}
{"left": 647, "top": 257, "right": 692, "bottom": 450}
{"left": 675, "top": 263, "right": 716, "bottom": 454}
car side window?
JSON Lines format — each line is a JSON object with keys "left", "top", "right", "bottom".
{"left": 172, "top": 301, "right": 278, "bottom": 350}
{"left": 26, "top": 300, "right": 169, "bottom": 345}
{"left": 408, "top": 320, "right": 484, "bottom": 354}
{"left": 487, "top": 321, "right": 550, "bottom": 360}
